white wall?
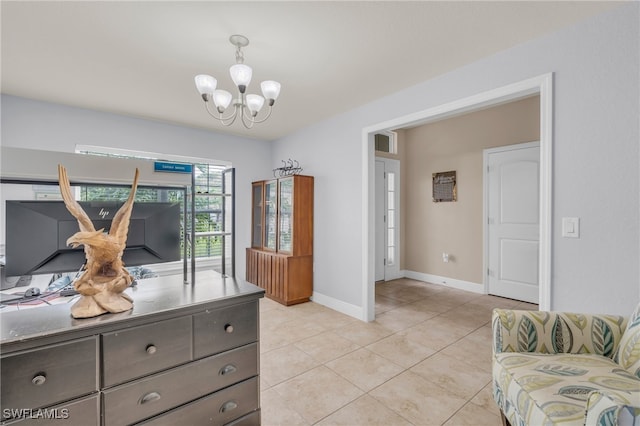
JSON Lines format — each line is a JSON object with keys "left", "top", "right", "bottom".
{"left": 2, "top": 4, "right": 637, "bottom": 317}
{"left": 403, "top": 97, "right": 540, "bottom": 285}
{"left": 272, "top": 3, "right": 639, "bottom": 316}
{"left": 0, "top": 95, "right": 273, "bottom": 280}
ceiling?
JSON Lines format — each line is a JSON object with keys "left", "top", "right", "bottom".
{"left": 1, "top": 1, "right": 622, "bottom": 141}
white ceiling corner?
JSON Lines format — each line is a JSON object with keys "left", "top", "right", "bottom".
{"left": 0, "top": 1, "right": 622, "bottom": 141}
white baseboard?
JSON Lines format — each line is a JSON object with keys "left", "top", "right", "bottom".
{"left": 311, "top": 291, "right": 364, "bottom": 321}
{"left": 311, "top": 272, "right": 482, "bottom": 323}
{"left": 401, "top": 270, "right": 484, "bottom": 294}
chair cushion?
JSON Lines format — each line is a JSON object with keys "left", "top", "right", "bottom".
{"left": 616, "top": 303, "right": 640, "bottom": 378}
{"left": 492, "top": 309, "right": 627, "bottom": 358}
{"left": 493, "top": 352, "right": 640, "bottom": 425}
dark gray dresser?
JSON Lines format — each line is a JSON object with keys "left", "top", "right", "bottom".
{"left": 0, "top": 270, "right": 264, "bottom": 425}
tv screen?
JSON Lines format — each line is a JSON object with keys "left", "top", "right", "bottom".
{"left": 4, "top": 201, "right": 181, "bottom": 277}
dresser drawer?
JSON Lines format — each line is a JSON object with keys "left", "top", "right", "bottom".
{"left": 193, "top": 301, "right": 258, "bottom": 358}
{"left": 103, "top": 343, "right": 258, "bottom": 425}
{"left": 102, "top": 316, "right": 192, "bottom": 387}
{"left": 137, "top": 377, "right": 259, "bottom": 426}
{"left": 1, "top": 394, "right": 99, "bottom": 426}
{"left": 0, "top": 337, "right": 97, "bottom": 411}
{"left": 225, "top": 409, "right": 261, "bottom": 426}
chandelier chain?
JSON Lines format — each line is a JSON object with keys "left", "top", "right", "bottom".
{"left": 235, "top": 46, "right": 244, "bottom": 64}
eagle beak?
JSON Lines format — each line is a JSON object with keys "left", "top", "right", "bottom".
{"left": 66, "top": 229, "right": 105, "bottom": 248}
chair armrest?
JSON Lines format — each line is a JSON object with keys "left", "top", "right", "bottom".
{"left": 492, "top": 309, "right": 627, "bottom": 357}
{"left": 585, "top": 390, "right": 640, "bottom": 426}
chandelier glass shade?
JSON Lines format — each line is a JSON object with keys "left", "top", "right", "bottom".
{"left": 195, "top": 35, "right": 281, "bottom": 129}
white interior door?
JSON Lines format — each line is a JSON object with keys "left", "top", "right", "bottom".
{"left": 375, "top": 158, "right": 401, "bottom": 282}
{"left": 486, "top": 142, "right": 540, "bottom": 303}
{"left": 375, "top": 160, "right": 385, "bottom": 281}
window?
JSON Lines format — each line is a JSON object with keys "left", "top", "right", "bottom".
{"left": 75, "top": 146, "right": 231, "bottom": 271}
{"left": 192, "top": 163, "right": 230, "bottom": 259}
{"left": 386, "top": 171, "right": 396, "bottom": 266}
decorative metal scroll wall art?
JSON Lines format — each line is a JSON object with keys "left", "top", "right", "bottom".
{"left": 273, "top": 159, "right": 303, "bottom": 178}
{"left": 432, "top": 171, "right": 457, "bottom": 202}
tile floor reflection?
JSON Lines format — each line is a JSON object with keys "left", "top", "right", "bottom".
{"left": 260, "top": 278, "right": 536, "bottom": 425}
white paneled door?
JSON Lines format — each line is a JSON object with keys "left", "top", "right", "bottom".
{"left": 486, "top": 142, "right": 540, "bottom": 303}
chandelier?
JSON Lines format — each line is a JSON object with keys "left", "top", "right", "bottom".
{"left": 194, "top": 35, "right": 281, "bottom": 129}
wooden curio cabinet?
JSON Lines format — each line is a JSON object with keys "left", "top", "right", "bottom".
{"left": 247, "top": 175, "right": 313, "bottom": 305}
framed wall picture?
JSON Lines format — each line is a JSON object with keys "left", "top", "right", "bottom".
{"left": 432, "top": 171, "right": 457, "bottom": 202}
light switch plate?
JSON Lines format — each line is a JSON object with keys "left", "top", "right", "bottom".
{"left": 562, "top": 217, "right": 580, "bottom": 238}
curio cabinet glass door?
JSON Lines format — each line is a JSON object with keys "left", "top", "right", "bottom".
{"left": 263, "top": 180, "right": 278, "bottom": 251}
{"left": 251, "top": 182, "right": 263, "bottom": 248}
{"left": 278, "top": 177, "right": 294, "bottom": 253}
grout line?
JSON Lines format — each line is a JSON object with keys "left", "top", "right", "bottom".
{"left": 259, "top": 279, "right": 510, "bottom": 425}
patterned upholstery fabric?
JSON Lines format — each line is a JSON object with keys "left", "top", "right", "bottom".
{"left": 494, "top": 353, "right": 640, "bottom": 425}
{"left": 615, "top": 303, "right": 640, "bottom": 379}
{"left": 492, "top": 307, "right": 640, "bottom": 426}
{"left": 492, "top": 310, "right": 627, "bottom": 358}
{"left": 585, "top": 389, "right": 640, "bottom": 426}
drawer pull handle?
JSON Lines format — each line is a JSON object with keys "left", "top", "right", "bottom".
{"left": 146, "top": 344, "right": 157, "bottom": 355}
{"left": 219, "top": 400, "right": 238, "bottom": 413}
{"left": 140, "top": 392, "right": 162, "bottom": 405}
{"left": 224, "top": 324, "right": 234, "bottom": 334}
{"left": 219, "top": 364, "right": 237, "bottom": 376}
{"left": 32, "top": 374, "right": 47, "bottom": 386}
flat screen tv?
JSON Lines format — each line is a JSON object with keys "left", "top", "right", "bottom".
{"left": 4, "top": 201, "right": 181, "bottom": 277}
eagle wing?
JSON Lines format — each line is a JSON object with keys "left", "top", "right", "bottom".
{"left": 109, "top": 168, "right": 140, "bottom": 248}
{"left": 58, "top": 164, "right": 96, "bottom": 233}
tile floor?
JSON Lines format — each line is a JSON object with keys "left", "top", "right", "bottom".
{"left": 259, "top": 278, "right": 537, "bottom": 426}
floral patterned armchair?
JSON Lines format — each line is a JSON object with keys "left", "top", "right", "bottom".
{"left": 492, "top": 304, "right": 640, "bottom": 425}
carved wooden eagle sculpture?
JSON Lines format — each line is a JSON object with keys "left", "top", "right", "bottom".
{"left": 58, "top": 164, "right": 140, "bottom": 318}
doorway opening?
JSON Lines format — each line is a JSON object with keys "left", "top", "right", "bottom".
{"left": 362, "top": 73, "right": 553, "bottom": 322}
